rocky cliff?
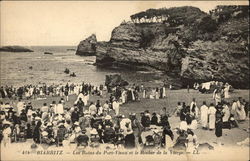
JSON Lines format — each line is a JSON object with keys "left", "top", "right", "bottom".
{"left": 80, "top": 6, "right": 249, "bottom": 88}
{"left": 76, "top": 34, "right": 97, "bottom": 56}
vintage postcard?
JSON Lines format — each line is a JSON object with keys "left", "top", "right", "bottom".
{"left": 0, "top": 1, "right": 249, "bottom": 161}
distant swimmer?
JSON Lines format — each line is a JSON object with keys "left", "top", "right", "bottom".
{"left": 70, "top": 72, "right": 76, "bottom": 77}
{"left": 64, "top": 68, "right": 70, "bottom": 74}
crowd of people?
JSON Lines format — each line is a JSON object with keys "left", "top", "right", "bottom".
{"left": 0, "top": 80, "right": 249, "bottom": 154}
{"left": 173, "top": 97, "right": 249, "bottom": 146}
{"left": 0, "top": 82, "right": 105, "bottom": 100}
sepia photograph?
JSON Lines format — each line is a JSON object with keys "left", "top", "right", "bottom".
{"left": 0, "top": 1, "right": 249, "bottom": 161}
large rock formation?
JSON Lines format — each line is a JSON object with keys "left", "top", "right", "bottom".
{"left": 82, "top": 6, "right": 250, "bottom": 88}
{"left": 0, "top": 46, "right": 33, "bottom": 52}
{"left": 105, "top": 74, "right": 129, "bottom": 88}
{"left": 76, "top": 34, "right": 97, "bottom": 56}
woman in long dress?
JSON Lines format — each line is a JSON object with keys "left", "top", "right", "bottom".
{"left": 222, "top": 103, "right": 230, "bottom": 122}
{"left": 121, "top": 90, "right": 126, "bottom": 104}
{"left": 162, "top": 87, "right": 166, "bottom": 98}
{"left": 236, "top": 104, "right": 246, "bottom": 121}
{"left": 142, "top": 89, "right": 146, "bottom": 98}
{"left": 200, "top": 101, "right": 209, "bottom": 129}
{"left": 208, "top": 103, "right": 217, "bottom": 130}
{"left": 215, "top": 107, "right": 224, "bottom": 146}
{"left": 213, "top": 89, "right": 222, "bottom": 105}
{"left": 224, "top": 86, "right": 230, "bottom": 99}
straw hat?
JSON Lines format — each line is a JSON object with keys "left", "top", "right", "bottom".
{"left": 74, "top": 122, "right": 79, "bottom": 126}
{"left": 58, "top": 123, "right": 64, "bottom": 127}
{"left": 105, "top": 115, "right": 112, "bottom": 120}
{"left": 83, "top": 110, "right": 90, "bottom": 114}
{"left": 42, "top": 131, "right": 48, "bottom": 136}
{"left": 150, "top": 125, "right": 158, "bottom": 129}
{"left": 90, "top": 128, "right": 98, "bottom": 135}
{"left": 47, "top": 122, "right": 53, "bottom": 126}
{"left": 3, "top": 120, "right": 11, "bottom": 125}
{"left": 35, "top": 117, "right": 41, "bottom": 120}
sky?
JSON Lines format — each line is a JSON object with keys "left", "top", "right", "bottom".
{"left": 0, "top": 1, "right": 248, "bottom": 46}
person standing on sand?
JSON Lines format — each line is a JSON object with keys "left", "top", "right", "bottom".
{"left": 190, "top": 98, "right": 199, "bottom": 119}
{"left": 200, "top": 101, "right": 209, "bottom": 129}
{"left": 213, "top": 88, "right": 222, "bottom": 105}
{"left": 89, "top": 102, "right": 97, "bottom": 115}
{"left": 16, "top": 99, "right": 24, "bottom": 116}
{"left": 162, "top": 86, "right": 166, "bottom": 98}
{"left": 76, "top": 97, "right": 84, "bottom": 115}
{"left": 55, "top": 100, "right": 64, "bottom": 115}
{"left": 223, "top": 83, "right": 230, "bottom": 99}
{"left": 112, "top": 99, "right": 120, "bottom": 116}
{"left": 215, "top": 104, "right": 224, "bottom": 146}
{"left": 208, "top": 103, "right": 217, "bottom": 130}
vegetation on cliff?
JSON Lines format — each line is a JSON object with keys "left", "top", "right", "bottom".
{"left": 83, "top": 5, "right": 249, "bottom": 88}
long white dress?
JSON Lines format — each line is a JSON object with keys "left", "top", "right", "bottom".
{"left": 82, "top": 95, "right": 88, "bottom": 106}
{"left": 208, "top": 106, "right": 216, "bottom": 129}
{"left": 55, "top": 103, "right": 64, "bottom": 114}
{"left": 224, "top": 86, "right": 230, "bottom": 98}
{"left": 222, "top": 105, "right": 230, "bottom": 122}
{"left": 113, "top": 101, "right": 120, "bottom": 115}
{"left": 190, "top": 101, "right": 199, "bottom": 118}
{"left": 162, "top": 87, "right": 166, "bottom": 98}
{"left": 16, "top": 101, "right": 24, "bottom": 115}
{"left": 142, "top": 90, "right": 146, "bottom": 98}
{"left": 231, "top": 102, "right": 238, "bottom": 116}
{"left": 200, "top": 105, "right": 209, "bottom": 128}
{"left": 236, "top": 104, "right": 246, "bottom": 120}
{"left": 121, "top": 91, "right": 126, "bottom": 104}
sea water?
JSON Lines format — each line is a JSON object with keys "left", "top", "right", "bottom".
{"left": 0, "top": 46, "right": 166, "bottom": 87}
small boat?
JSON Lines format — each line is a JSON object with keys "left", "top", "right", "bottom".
{"left": 44, "top": 52, "right": 53, "bottom": 55}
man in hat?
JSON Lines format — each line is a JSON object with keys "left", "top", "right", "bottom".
{"left": 71, "top": 108, "right": 79, "bottom": 124}
{"left": 124, "top": 127, "right": 135, "bottom": 149}
{"left": 76, "top": 129, "right": 89, "bottom": 147}
{"left": 103, "top": 124, "right": 115, "bottom": 143}
{"left": 56, "top": 122, "right": 67, "bottom": 146}
{"left": 90, "top": 128, "right": 100, "bottom": 148}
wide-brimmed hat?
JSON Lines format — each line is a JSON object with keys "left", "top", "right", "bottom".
{"left": 58, "top": 123, "right": 64, "bottom": 127}
{"left": 47, "top": 122, "right": 53, "bottom": 126}
{"left": 83, "top": 110, "right": 90, "bottom": 114}
{"left": 105, "top": 115, "right": 112, "bottom": 120}
{"left": 74, "top": 122, "right": 79, "bottom": 126}
{"left": 3, "top": 120, "right": 11, "bottom": 125}
{"left": 90, "top": 128, "right": 98, "bottom": 135}
{"left": 150, "top": 125, "right": 158, "bottom": 129}
{"left": 42, "top": 131, "right": 48, "bottom": 136}
{"left": 35, "top": 117, "right": 41, "bottom": 120}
